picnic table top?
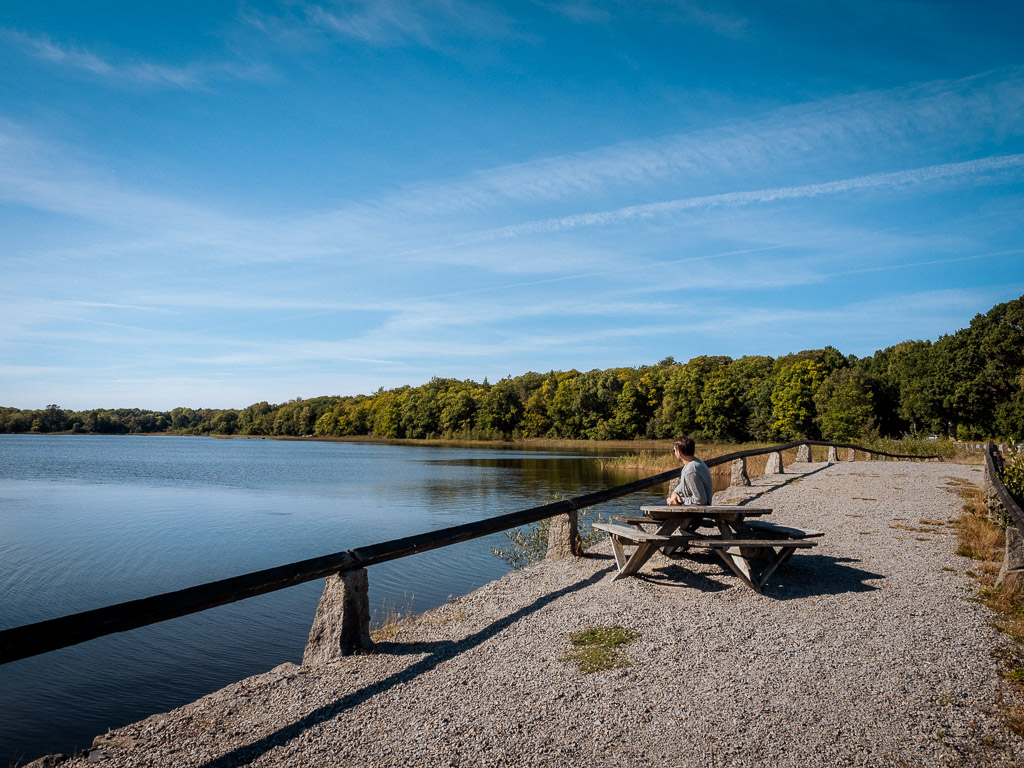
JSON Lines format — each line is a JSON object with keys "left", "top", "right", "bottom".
{"left": 639, "top": 505, "right": 772, "bottom": 519}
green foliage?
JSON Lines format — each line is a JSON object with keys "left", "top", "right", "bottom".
{"left": 561, "top": 625, "right": 639, "bottom": 673}
{"left": 770, "top": 359, "right": 827, "bottom": 439}
{"left": 996, "top": 386, "right": 1024, "bottom": 444}
{"left": 2, "top": 295, "right": 1023, "bottom": 443}
{"left": 695, "top": 356, "right": 771, "bottom": 441}
{"left": 1003, "top": 454, "right": 1024, "bottom": 506}
{"left": 491, "top": 517, "right": 552, "bottom": 569}
{"left": 814, "top": 367, "right": 875, "bottom": 441}
{"left": 478, "top": 379, "right": 524, "bottom": 438}
{"left": 490, "top": 510, "right": 607, "bottom": 569}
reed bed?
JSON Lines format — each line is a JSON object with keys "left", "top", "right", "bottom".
{"left": 596, "top": 443, "right": 796, "bottom": 477}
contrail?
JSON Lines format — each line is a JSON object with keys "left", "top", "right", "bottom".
{"left": 474, "top": 153, "right": 1024, "bottom": 241}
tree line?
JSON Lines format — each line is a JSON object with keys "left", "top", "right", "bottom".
{"left": 3, "top": 295, "right": 1023, "bottom": 443}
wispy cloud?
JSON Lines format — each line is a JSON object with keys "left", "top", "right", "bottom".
{"left": 247, "top": 0, "right": 520, "bottom": 50}
{"left": 538, "top": 0, "right": 748, "bottom": 37}
{"left": 2, "top": 68, "right": 1023, "bottom": 270}
{"left": 1, "top": 29, "right": 265, "bottom": 89}
{"left": 350, "top": 67, "right": 1024, "bottom": 221}
{"left": 470, "top": 154, "right": 1024, "bottom": 241}
{"left": 304, "top": 0, "right": 441, "bottom": 45}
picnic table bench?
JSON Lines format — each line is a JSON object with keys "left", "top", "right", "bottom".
{"left": 594, "top": 505, "right": 821, "bottom": 593}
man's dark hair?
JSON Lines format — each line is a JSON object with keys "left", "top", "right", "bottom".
{"left": 672, "top": 436, "right": 696, "bottom": 456}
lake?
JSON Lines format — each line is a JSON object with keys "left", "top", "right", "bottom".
{"left": 0, "top": 435, "right": 660, "bottom": 764}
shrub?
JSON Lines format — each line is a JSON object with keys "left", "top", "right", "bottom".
{"left": 491, "top": 508, "right": 607, "bottom": 569}
{"left": 1003, "top": 454, "right": 1024, "bottom": 507}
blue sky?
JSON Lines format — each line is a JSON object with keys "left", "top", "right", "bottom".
{"left": 2, "top": 1, "right": 1023, "bottom": 410}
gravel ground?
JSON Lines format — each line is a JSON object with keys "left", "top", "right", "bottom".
{"left": 40, "top": 460, "right": 1024, "bottom": 768}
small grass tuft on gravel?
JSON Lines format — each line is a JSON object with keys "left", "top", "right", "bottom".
{"left": 562, "top": 625, "right": 638, "bottom": 673}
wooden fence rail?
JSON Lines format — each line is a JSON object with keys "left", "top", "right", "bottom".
{"left": 986, "top": 441, "right": 1024, "bottom": 531}
{"left": 0, "top": 439, "right": 937, "bottom": 665}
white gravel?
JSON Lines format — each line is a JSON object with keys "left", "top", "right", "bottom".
{"left": 41, "top": 460, "right": 1024, "bottom": 768}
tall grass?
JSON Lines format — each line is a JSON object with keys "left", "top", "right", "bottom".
{"left": 955, "top": 481, "right": 1004, "bottom": 564}
{"left": 597, "top": 442, "right": 795, "bottom": 477}
{"left": 370, "top": 593, "right": 416, "bottom": 642}
{"left": 865, "top": 435, "right": 959, "bottom": 459}
{"left": 597, "top": 437, "right": 972, "bottom": 477}
{"left": 954, "top": 479, "right": 1024, "bottom": 735}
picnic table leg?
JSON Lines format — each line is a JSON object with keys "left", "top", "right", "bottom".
{"left": 754, "top": 546, "right": 797, "bottom": 589}
{"left": 710, "top": 548, "right": 761, "bottom": 593}
{"left": 609, "top": 534, "right": 629, "bottom": 572}
{"left": 711, "top": 520, "right": 760, "bottom": 590}
{"left": 612, "top": 540, "right": 660, "bottom": 581}
{"left": 656, "top": 515, "right": 696, "bottom": 556}
{"left": 723, "top": 517, "right": 771, "bottom": 562}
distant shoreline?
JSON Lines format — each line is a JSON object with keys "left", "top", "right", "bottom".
{"left": 1, "top": 431, "right": 676, "bottom": 452}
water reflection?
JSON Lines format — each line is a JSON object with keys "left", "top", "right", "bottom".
{"left": 0, "top": 436, "right": 670, "bottom": 764}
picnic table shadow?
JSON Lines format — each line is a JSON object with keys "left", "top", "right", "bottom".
{"left": 196, "top": 566, "right": 608, "bottom": 768}
{"left": 638, "top": 549, "right": 884, "bottom": 598}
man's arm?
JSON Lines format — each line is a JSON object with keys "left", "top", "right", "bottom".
{"left": 667, "top": 468, "right": 686, "bottom": 505}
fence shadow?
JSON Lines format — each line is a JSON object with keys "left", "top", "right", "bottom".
{"left": 197, "top": 566, "right": 610, "bottom": 768}
{"left": 728, "top": 464, "right": 834, "bottom": 505}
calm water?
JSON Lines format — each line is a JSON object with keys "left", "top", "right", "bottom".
{"left": 0, "top": 435, "right": 650, "bottom": 764}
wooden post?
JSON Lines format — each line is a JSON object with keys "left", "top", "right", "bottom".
{"left": 546, "top": 510, "right": 582, "bottom": 559}
{"left": 730, "top": 458, "right": 750, "bottom": 487}
{"left": 796, "top": 444, "right": 811, "bottom": 463}
{"left": 303, "top": 568, "right": 373, "bottom": 664}
{"left": 764, "top": 451, "right": 784, "bottom": 474}
{"left": 827, "top": 445, "right": 838, "bottom": 463}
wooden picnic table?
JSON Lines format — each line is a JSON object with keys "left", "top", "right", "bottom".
{"left": 593, "top": 505, "right": 822, "bottom": 593}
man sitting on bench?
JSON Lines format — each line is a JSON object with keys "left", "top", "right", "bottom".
{"left": 667, "top": 436, "right": 714, "bottom": 506}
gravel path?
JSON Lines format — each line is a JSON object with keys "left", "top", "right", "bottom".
{"left": 42, "top": 460, "right": 1024, "bottom": 768}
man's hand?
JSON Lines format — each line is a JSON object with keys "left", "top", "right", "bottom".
{"left": 666, "top": 492, "right": 681, "bottom": 506}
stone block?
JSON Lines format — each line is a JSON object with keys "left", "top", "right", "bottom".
{"left": 763, "top": 451, "right": 783, "bottom": 474}
{"left": 730, "top": 458, "right": 750, "bottom": 487}
{"left": 998, "top": 525, "right": 1024, "bottom": 586}
{"left": 304, "top": 568, "right": 373, "bottom": 664}
{"left": 847, "top": 448, "right": 855, "bottom": 461}
{"left": 546, "top": 510, "right": 582, "bottom": 559}
{"left": 827, "top": 446, "right": 838, "bottom": 463}
{"left": 796, "top": 444, "right": 811, "bottom": 463}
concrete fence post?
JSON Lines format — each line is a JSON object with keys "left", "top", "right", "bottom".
{"left": 304, "top": 567, "right": 373, "bottom": 664}
{"left": 764, "top": 451, "right": 784, "bottom": 474}
{"left": 796, "top": 444, "right": 811, "bottom": 463}
{"left": 730, "top": 458, "right": 750, "bottom": 487}
{"left": 998, "top": 527, "right": 1024, "bottom": 586}
{"left": 546, "top": 510, "right": 582, "bottom": 560}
